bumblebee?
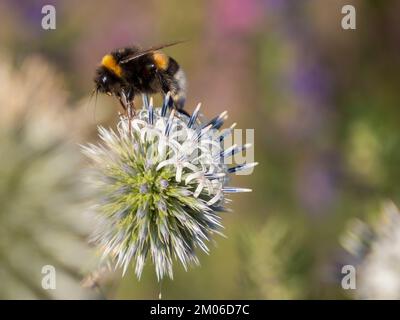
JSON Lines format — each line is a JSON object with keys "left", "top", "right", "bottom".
{"left": 94, "top": 41, "right": 188, "bottom": 117}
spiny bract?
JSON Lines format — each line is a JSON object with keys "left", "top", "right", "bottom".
{"left": 82, "top": 94, "right": 257, "bottom": 280}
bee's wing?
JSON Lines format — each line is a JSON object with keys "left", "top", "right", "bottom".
{"left": 120, "top": 40, "right": 186, "bottom": 64}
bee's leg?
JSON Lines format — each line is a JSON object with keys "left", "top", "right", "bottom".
{"left": 156, "top": 72, "right": 190, "bottom": 116}
{"left": 171, "top": 93, "right": 191, "bottom": 117}
{"left": 118, "top": 99, "right": 127, "bottom": 114}
{"left": 125, "top": 89, "right": 136, "bottom": 119}
{"left": 119, "top": 90, "right": 128, "bottom": 113}
{"left": 120, "top": 90, "right": 135, "bottom": 134}
{"left": 124, "top": 101, "right": 134, "bottom": 134}
{"left": 175, "top": 107, "right": 191, "bottom": 117}
{"left": 160, "top": 89, "right": 190, "bottom": 117}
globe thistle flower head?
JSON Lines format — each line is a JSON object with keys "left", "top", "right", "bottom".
{"left": 83, "top": 94, "right": 257, "bottom": 280}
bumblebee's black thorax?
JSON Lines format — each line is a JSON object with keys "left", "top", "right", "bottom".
{"left": 122, "top": 54, "right": 160, "bottom": 93}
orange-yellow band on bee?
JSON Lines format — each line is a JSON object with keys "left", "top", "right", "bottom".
{"left": 101, "top": 54, "right": 123, "bottom": 77}
{"left": 153, "top": 51, "right": 169, "bottom": 70}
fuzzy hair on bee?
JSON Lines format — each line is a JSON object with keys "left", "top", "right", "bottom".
{"left": 94, "top": 42, "right": 188, "bottom": 117}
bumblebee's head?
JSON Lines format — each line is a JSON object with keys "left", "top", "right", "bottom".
{"left": 94, "top": 52, "right": 126, "bottom": 95}
{"left": 94, "top": 66, "right": 120, "bottom": 96}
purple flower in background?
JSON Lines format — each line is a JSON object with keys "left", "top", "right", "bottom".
{"left": 8, "top": 0, "right": 45, "bottom": 25}
{"left": 296, "top": 157, "right": 337, "bottom": 217}
{"left": 291, "top": 61, "right": 332, "bottom": 107}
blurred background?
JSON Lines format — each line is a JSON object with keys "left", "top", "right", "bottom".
{"left": 0, "top": 0, "right": 399, "bottom": 299}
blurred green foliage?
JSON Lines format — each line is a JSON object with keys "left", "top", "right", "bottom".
{"left": 0, "top": 56, "right": 97, "bottom": 299}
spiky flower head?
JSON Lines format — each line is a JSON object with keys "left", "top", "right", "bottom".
{"left": 83, "top": 94, "right": 257, "bottom": 280}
